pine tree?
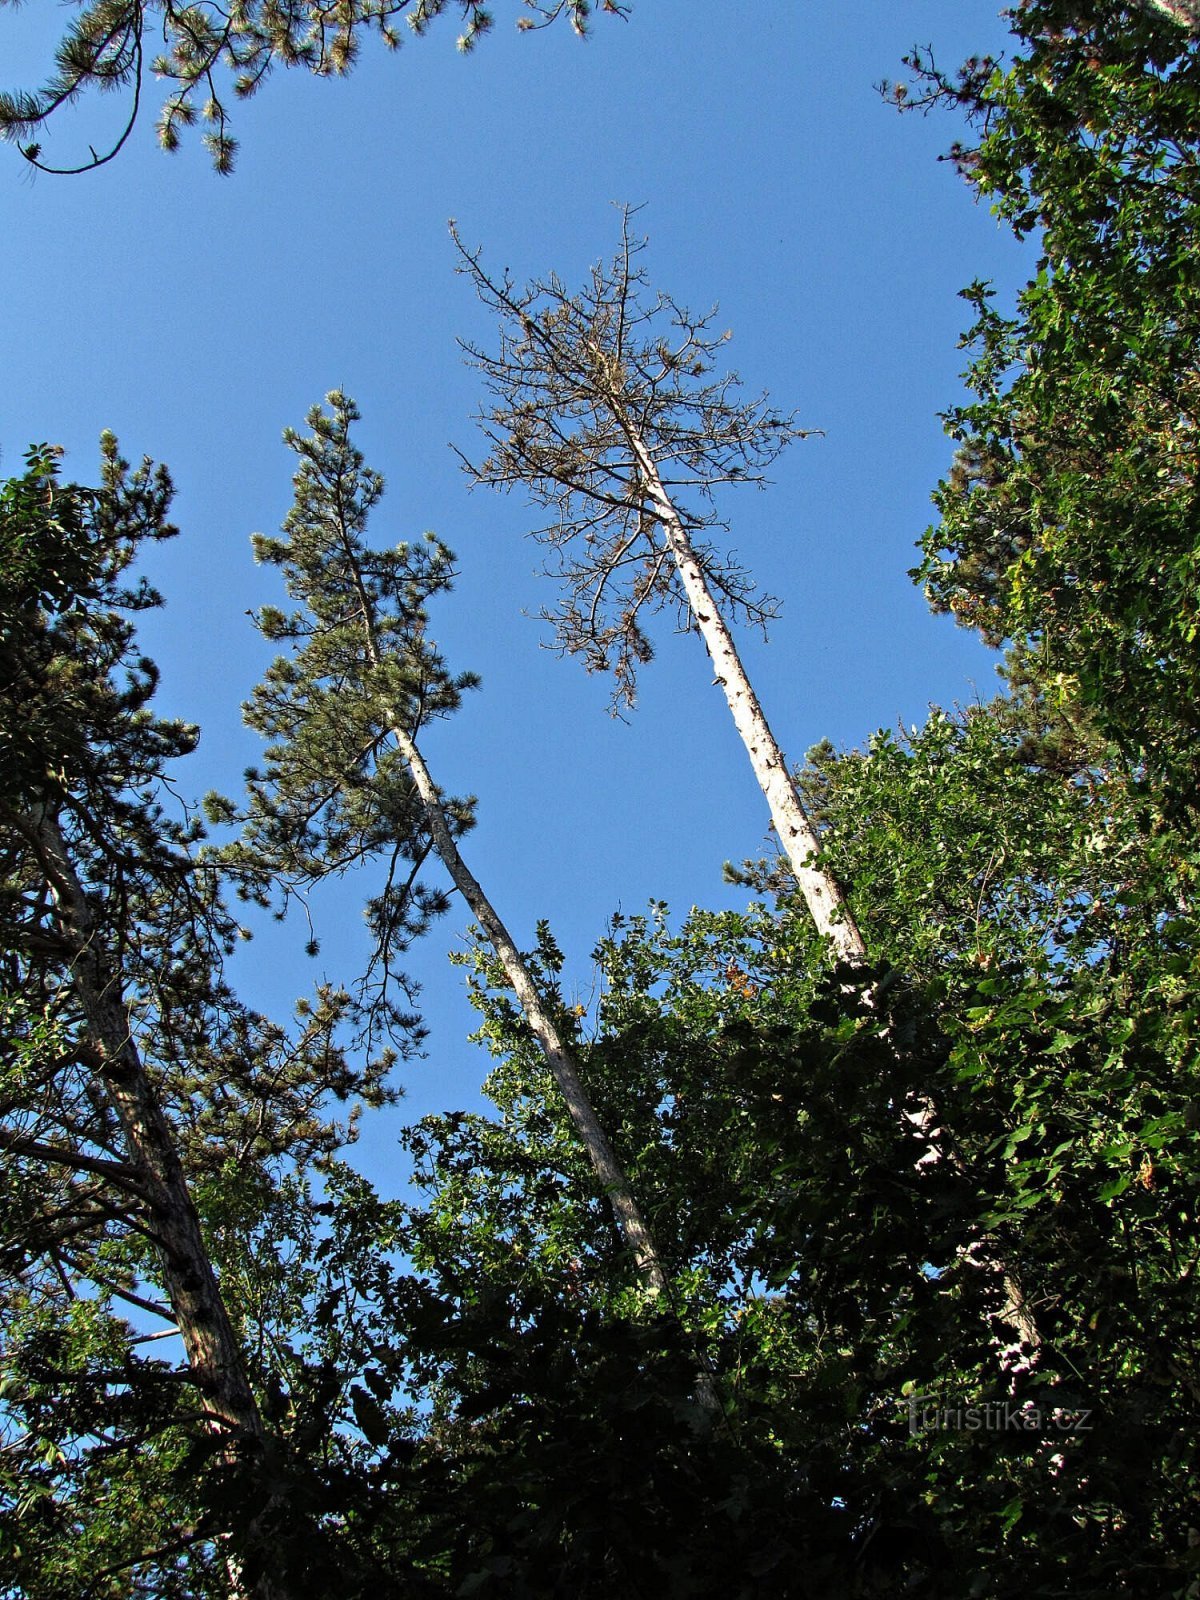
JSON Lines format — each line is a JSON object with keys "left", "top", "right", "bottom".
{"left": 0, "top": 0, "right": 625, "bottom": 175}
{"left": 0, "top": 444, "right": 297, "bottom": 1595}
{"left": 236, "top": 393, "right": 682, "bottom": 1320}
{"left": 0, "top": 441, "right": 388, "bottom": 1597}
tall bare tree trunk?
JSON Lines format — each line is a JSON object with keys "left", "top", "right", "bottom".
{"left": 386, "top": 721, "right": 670, "bottom": 1294}
{"left": 630, "top": 438, "right": 866, "bottom": 965}
{"left": 386, "top": 719, "right": 728, "bottom": 1411}
{"left": 381, "top": 716, "right": 723, "bottom": 1413}
{"left": 622, "top": 441, "right": 1041, "bottom": 1360}
{"left": 459, "top": 234, "right": 1040, "bottom": 1361}
{"left": 336, "top": 545, "right": 675, "bottom": 1302}
{"left": 30, "top": 807, "right": 286, "bottom": 1600}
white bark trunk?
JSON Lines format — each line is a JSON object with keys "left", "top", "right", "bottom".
{"left": 337, "top": 549, "right": 676, "bottom": 1293}
{"left": 630, "top": 442, "right": 867, "bottom": 967}
{"left": 384, "top": 723, "right": 670, "bottom": 1297}
{"left": 383, "top": 720, "right": 723, "bottom": 1411}
{"left": 623, "top": 443, "right": 1040, "bottom": 1359}
{"left": 338, "top": 541, "right": 672, "bottom": 1292}
{"left": 338, "top": 544, "right": 719, "bottom": 1409}
{"left": 907, "top": 1099, "right": 1041, "bottom": 1356}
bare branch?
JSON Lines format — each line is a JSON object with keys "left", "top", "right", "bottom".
{"left": 452, "top": 209, "right": 811, "bottom": 709}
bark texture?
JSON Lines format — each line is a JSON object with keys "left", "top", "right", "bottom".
{"left": 30, "top": 807, "right": 285, "bottom": 1599}
{"left": 620, "top": 437, "right": 1041, "bottom": 1361}
{"left": 631, "top": 438, "right": 867, "bottom": 965}
{"left": 388, "top": 721, "right": 670, "bottom": 1297}
{"left": 378, "top": 719, "right": 723, "bottom": 1411}
{"left": 336, "top": 541, "right": 675, "bottom": 1302}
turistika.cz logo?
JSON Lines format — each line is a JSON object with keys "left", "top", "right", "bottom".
{"left": 905, "top": 1394, "right": 1094, "bottom": 1436}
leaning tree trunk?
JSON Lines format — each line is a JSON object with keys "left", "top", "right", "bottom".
{"left": 387, "top": 719, "right": 723, "bottom": 1413}
{"left": 386, "top": 719, "right": 670, "bottom": 1298}
{"left": 337, "top": 550, "right": 672, "bottom": 1298}
{"left": 29, "top": 807, "right": 286, "bottom": 1600}
{"left": 630, "top": 436, "right": 866, "bottom": 965}
{"left": 623, "top": 439, "right": 1041, "bottom": 1359}
{"left": 337, "top": 545, "right": 720, "bottom": 1410}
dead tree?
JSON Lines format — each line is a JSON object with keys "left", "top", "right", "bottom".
{"left": 453, "top": 214, "right": 1039, "bottom": 1358}
{"left": 452, "top": 209, "right": 865, "bottom": 964}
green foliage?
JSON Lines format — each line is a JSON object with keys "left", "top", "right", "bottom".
{"left": 7, "top": 8, "right": 1200, "bottom": 1592}
{"left": 379, "top": 882, "right": 1196, "bottom": 1594}
{"left": 0, "top": 441, "right": 418, "bottom": 1595}
{"left": 233, "top": 391, "right": 478, "bottom": 1060}
{"left": 0, "top": 0, "right": 627, "bottom": 174}
{"left": 9, "top": 417, "right": 1195, "bottom": 1592}
{"left": 811, "top": 696, "right": 1200, "bottom": 1589}
{"left": 0, "top": 437, "right": 183, "bottom": 813}
{"left": 902, "top": 3, "right": 1200, "bottom": 802}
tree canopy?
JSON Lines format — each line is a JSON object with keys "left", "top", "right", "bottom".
{"left": 4, "top": 2, "right": 1200, "bottom": 1596}
{"left": 900, "top": 0, "right": 1200, "bottom": 803}
{"left": 0, "top": 0, "right": 626, "bottom": 173}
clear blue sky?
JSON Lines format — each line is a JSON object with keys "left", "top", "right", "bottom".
{"left": 2, "top": 3, "right": 1033, "bottom": 1187}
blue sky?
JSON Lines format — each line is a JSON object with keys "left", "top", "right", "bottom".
{"left": 2, "top": 3, "right": 1033, "bottom": 1186}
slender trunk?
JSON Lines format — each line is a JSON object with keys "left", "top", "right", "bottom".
{"left": 630, "top": 440, "right": 866, "bottom": 966}
{"left": 384, "top": 721, "right": 722, "bottom": 1410}
{"left": 907, "top": 1106, "right": 1041, "bottom": 1357}
{"left": 339, "top": 541, "right": 671, "bottom": 1296}
{"left": 386, "top": 719, "right": 670, "bottom": 1297}
{"left": 623, "top": 441, "right": 1041, "bottom": 1359}
{"left": 30, "top": 808, "right": 285, "bottom": 1599}
{"left": 400, "top": 730, "right": 732, "bottom": 1411}
{"left": 392, "top": 734, "right": 673, "bottom": 1306}
{"left": 339, "top": 547, "right": 719, "bottom": 1407}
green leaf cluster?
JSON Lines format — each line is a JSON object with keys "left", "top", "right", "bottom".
{"left": 906, "top": 3, "right": 1200, "bottom": 804}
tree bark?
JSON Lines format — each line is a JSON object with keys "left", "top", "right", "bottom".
{"left": 29, "top": 807, "right": 286, "bottom": 1599}
{"left": 621, "top": 438, "right": 1041, "bottom": 1361}
{"left": 385, "top": 722, "right": 670, "bottom": 1294}
{"left": 332, "top": 527, "right": 674, "bottom": 1302}
{"left": 628, "top": 439, "right": 866, "bottom": 965}
{"left": 380, "top": 721, "right": 723, "bottom": 1412}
